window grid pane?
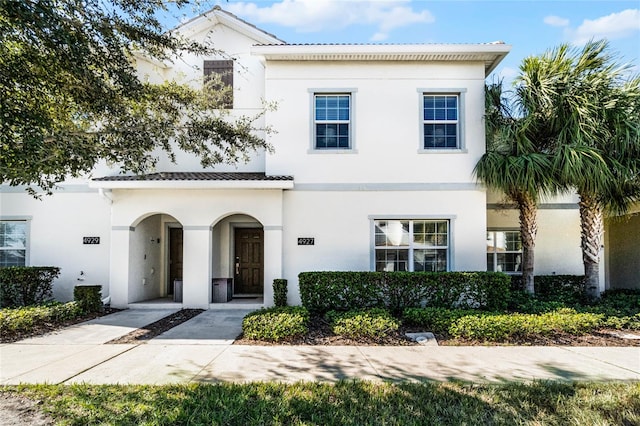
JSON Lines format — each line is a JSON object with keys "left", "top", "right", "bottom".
{"left": 423, "top": 94, "right": 458, "bottom": 149}
{"left": 0, "top": 221, "right": 27, "bottom": 267}
{"left": 315, "top": 94, "right": 350, "bottom": 149}
{"left": 375, "top": 219, "right": 448, "bottom": 272}
{"left": 486, "top": 231, "right": 522, "bottom": 274}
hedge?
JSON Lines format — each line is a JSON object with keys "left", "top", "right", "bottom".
{"left": 0, "top": 302, "right": 83, "bottom": 334}
{"left": 74, "top": 285, "right": 103, "bottom": 313}
{"left": 242, "top": 306, "right": 309, "bottom": 341}
{"left": 326, "top": 308, "right": 399, "bottom": 339}
{"left": 0, "top": 266, "right": 61, "bottom": 308}
{"left": 511, "top": 275, "right": 587, "bottom": 304}
{"left": 298, "top": 271, "right": 511, "bottom": 313}
{"left": 273, "top": 279, "right": 288, "bottom": 307}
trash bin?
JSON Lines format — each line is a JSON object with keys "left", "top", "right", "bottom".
{"left": 211, "top": 278, "right": 233, "bottom": 303}
{"left": 173, "top": 279, "right": 183, "bottom": 303}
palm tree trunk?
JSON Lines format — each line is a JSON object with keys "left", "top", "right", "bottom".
{"left": 515, "top": 192, "right": 537, "bottom": 294}
{"left": 578, "top": 193, "right": 603, "bottom": 299}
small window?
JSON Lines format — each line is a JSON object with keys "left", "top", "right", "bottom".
{"left": 486, "top": 230, "right": 522, "bottom": 274}
{"left": 374, "top": 219, "right": 449, "bottom": 272}
{"left": 0, "top": 221, "right": 28, "bottom": 267}
{"left": 204, "top": 60, "right": 233, "bottom": 109}
{"left": 314, "top": 94, "right": 351, "bottom": 149}
{"left": 423, "top": 94, "right": 459, "bottom": 149}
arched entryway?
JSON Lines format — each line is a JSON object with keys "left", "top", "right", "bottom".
{"left": 211, "top": 213, "right": 264, "bottom": 300}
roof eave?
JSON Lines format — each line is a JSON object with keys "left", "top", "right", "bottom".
{"left": 89, "top": 180, "right": 294, "bottom": 190}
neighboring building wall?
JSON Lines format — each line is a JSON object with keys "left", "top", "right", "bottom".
{"left": 0, "top": 190, "right": 111, "bottom": 301}
{"left": 605, "top": 212, "right": 640, "bottom": 290}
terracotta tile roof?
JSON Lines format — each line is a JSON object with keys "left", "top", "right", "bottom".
{"left": 93, "top": 172, "right": 293, "bottom": 182}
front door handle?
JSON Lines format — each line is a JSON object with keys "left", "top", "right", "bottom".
{"left": 235, "top": 257, "right": 240, "bottom": 275}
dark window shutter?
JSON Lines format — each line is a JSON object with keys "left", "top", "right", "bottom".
{"left": 204, "top": 60, "right": 233, "bottom": 108}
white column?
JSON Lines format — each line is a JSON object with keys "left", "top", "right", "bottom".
{"left": 263, "top": 226, "right": 283, "bottom": 306}
{"left": 109, "top": 226, "right": 132, "bottom": 309}
{"left": 182, "top": 226, "right": 212, "bottom": 309}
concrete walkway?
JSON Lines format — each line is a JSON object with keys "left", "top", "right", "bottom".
{"left": 1, "top": 309, "right": 639, "bottom": 385}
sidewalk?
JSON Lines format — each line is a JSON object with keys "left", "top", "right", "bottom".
{"left": 1, "top": 309, "right": 639, "bottom": 385}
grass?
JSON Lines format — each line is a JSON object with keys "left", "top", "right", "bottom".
{"left": 3, "top": 381, "right": 639, "bottom": 425}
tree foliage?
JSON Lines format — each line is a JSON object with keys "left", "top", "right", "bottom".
{"left": 0, "top": 0, "right": 272, "bottom": 193}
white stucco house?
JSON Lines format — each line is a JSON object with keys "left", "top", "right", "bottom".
{"left": 2, "top": 7, "right": 631, "bottom": 310}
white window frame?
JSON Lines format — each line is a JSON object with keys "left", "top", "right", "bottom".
{"left": 370, "top": 217, "right": 452, "bottom": 272}
{"left": 0, "top": 218, "right": 31, "bottom": 267}
{"left": 486, "top": 229, "right": 523, "bottom": 274}
{"left": 418, "top": 88, "right": 467, "bottom": 153}
{"left": 308, "top": 89, "right": 357, "bottom": 153}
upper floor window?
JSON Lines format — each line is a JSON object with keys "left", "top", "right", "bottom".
{"left": 423, "top": 94, "right": 459, "bottom": 149}
{"left": 486, "top": 230, "right": 522, "bottom": 274}
{"left": 0, "top": 221, "right": 28, "bottom": 267}
{"left": 314, "top": 94, "right": 351, "bottom": 149}
{"left": 204, "top": 60, "right": 233, "bottom": 109}
{"left": 374, "top": 219, "right": 449, "bottom": 272}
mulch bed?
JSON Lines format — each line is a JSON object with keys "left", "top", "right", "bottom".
{"left": 234, "top": 316, "right": 640, "bottom": 347}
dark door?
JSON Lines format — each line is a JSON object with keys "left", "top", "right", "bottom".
{"left": 168, "top": 227, "right": 183, "bottom": 294}
{"left": 234, "top": 228, "right": 264, "bottom": 294}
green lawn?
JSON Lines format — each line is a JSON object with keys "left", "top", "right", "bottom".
{"left": 3, "top": 381, "right": 639, "bottom": 425}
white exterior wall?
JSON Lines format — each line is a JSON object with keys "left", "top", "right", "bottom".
{"left": 282, "top": 189, "right": 487, "bottom": 305}
{"left": 264, "top": 61, "right": 486, "bottom": 184}
{"left": 0, "top": 190, "right": 111, "bottom": 301}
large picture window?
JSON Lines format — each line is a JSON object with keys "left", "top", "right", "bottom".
{"left": 314, "top": 94, "right": 351, "bottom": 149}
{"left": 486, "top": 230, "right": 522, "bottom": 273}
{"left": 374, "top": 219, "right": 449, "bottom": 272}
{"left": 0, "top": 221, "right": 28, "bottom": 267}
{"left": 423, "top": 94, "right": 459, "bottom": 149}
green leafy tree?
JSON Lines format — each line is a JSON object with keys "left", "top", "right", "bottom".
{"left": 475, "top": 82, "right": 556, "bottom": 294}
{"left": 0, "top": 0, "right": 271, "bottom": 194}
{"left": 519, "top": 41, "right": 640, "bottom": 298}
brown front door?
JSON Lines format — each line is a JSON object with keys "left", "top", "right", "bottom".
{"left": 168, "top": 227, "right": 183, "bottom": 294}
{"left": 234, "top": 228, "right": 264, "bottom": 294}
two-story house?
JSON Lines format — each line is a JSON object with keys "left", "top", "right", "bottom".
{"left": 3, "top": 7, "right": 612, "bottom": 309}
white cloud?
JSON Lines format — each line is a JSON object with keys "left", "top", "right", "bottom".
{"left": 571, "top": 9, "right": 640, "bottom": 44}
{"left": 543, "top": 15, "right": 569, "bottom": 27}
{"left": 226, "top": 0, "right": 434, "bottom": 41}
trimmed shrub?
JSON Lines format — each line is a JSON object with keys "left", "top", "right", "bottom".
{"left": 449, "top": 308, "right": 604, "bottom": 341}
{"left": 242, "top": 306, "right": 309, "bottom": 341}
{"left": 0, "top": 266, "right": 60, "bottom": 308}
{"left": 298, "top": 271, "right": 510, "bottom": 314}
{"left": 402, "top": 307, "right": 490, "bottom": 334}
{"left": 273, "top": 279, "right": 288, "bottom": 307}
{"left": 511, "top": 275, "right": 587, "bottom": 304}
{"left": 327, "top": 308, "right": 399, "bottom": 339}
{"left": 507, "top": 290, "right": 566, "bottom": 314}
{"left": 74, "top": 285, "right": 103, "bottom": 313}
{"left": 0, "top": 302, "right": 83, "bottom": 335}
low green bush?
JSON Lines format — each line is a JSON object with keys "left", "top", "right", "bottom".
{"left": 402, "top": 307, "right": 487, "bottom": 334}
{"left": 450, "top": 308, "right": 604, "bottom": 341}
{"left": 511, "top": 275, "right": 587, "bottom": 304}
{"left": 242, "top": 306, "right": 309, "bottom": 341}
{"left": 0, "top": 266, "right": 61, "bottom": 308}
{"left": 273, "top": 279, "right": 288, "bottom": 307}
{"left": 507, "top": 290, "right": 567, "bottom": 314}
{"left": 0, "top": 302, "right": 83, "bottom": 335}
{"left": 74, "top": 285, "right": 103, "bottom": 313}
{"left": 299, "top": 271, "right": 511, "bottom": 314}
{"left": 326, "top": 308, "right": 399, "bottom": 339}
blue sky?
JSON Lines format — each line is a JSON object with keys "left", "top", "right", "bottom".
{"left": 164, "top": 1, "right": 639, "bottom": 82}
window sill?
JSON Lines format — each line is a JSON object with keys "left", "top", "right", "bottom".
{"left": 308, "top": 149, "right": 359, "bottom": 154}
{"left": 418, "top": 148, "right": 468, "bottom": 154}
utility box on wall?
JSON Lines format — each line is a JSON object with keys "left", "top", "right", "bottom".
{"left": 211, "top": 278, "right": 233, "bottom": 303}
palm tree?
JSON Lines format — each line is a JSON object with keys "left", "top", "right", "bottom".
{"left": 517, "top": 40, "right": 640, "bottom": 298}
{"left": 475, "top": 82, "right": 556, "bottom": 294}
